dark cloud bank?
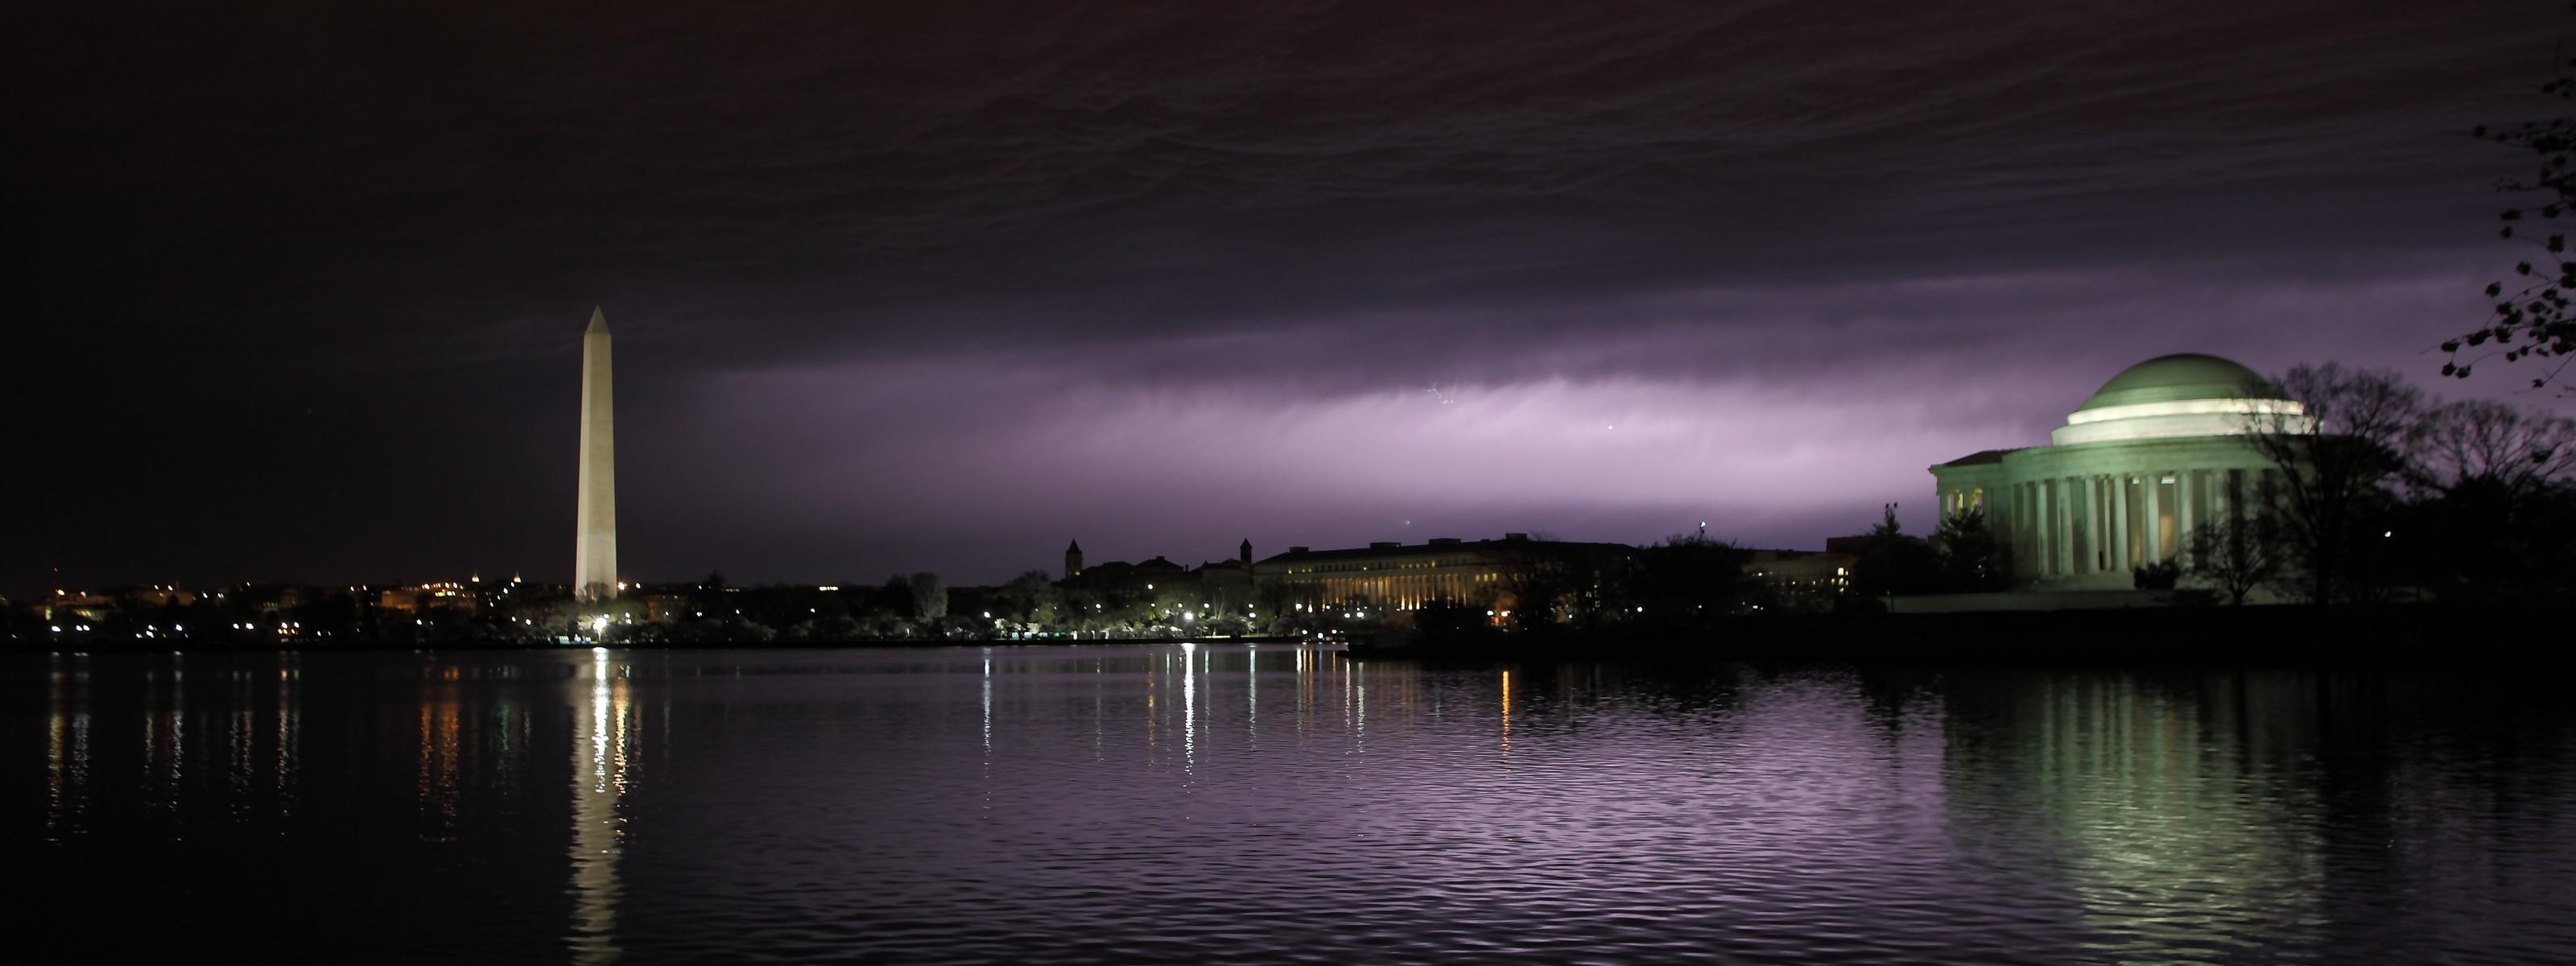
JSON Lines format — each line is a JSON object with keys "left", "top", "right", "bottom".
{"left": 4, "top": 1, "right": 2566, "bottom": 591}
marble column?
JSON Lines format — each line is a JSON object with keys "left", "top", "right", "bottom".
{"left": 2073, "top": 477, "right": 2091, "bottom": 575}
{"left": 2050, "top": 478, "right": 2068, "bottom": 577}
{"left": 2132, "top": 473, "right": 2153, "bottom": 564}
{"left": 2041, "top": 479, "right": 2056, "bottom": 578}
{"left": 2097, "top": 477, "right": 2112, "bottom": 572}
{"left": 2102, "top": 477, "right": 2122, "bottom": 574}
{"left": 2220, "top": 469, "right": 2239, "bottom": 528}
{"left": 2032, "top": 481, "right": 2048, "bottom": 578}
{"left": 2032, "top": 481, "right": 2046, "bottom": 575}
{"left": 2097, "top": 476, "right": 2113, "bottom": 573}
{"left": 2063, "top": 477, "right": 2079, "bottom": 576}
{"left": 2178, "top": 469, "right": 2200, "bottom": 564}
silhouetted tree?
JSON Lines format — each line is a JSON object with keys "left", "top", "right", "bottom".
{"left": 907, "top": 572, "right": 947, "bottom": 622}
{"left": 687, "top": 569, "right": 730, "bottom": 620}
{"left": 1493, "top": 535, "right": 1620, "bottom": 632}
{"left": 1852, "top": 504, "right": 1948, "bottom": 598}
{"left": 1932, "top": 506, "right": 2006, "bottom": 591}
{"left": 996, "top": 570, "right": 1062, "bottom": 627}
{"left": 2185, "top": 514, "right": 2284, "bottom": 605}
{"left": 2465, "top": 39, "right": 2576, "bottom": 390}
{"left": 2397, "top": 399, "right": 2576, "bottom": 598}
{"left": 870, "top": 575, "right": 914, "bottom": 619}
{"left": 2409, "top": 398, "right": 2576, "bottom": 497}
{"left": 1410, "top": 597, "right": 1501, "bottom": 649}
{"left": 1629, "top": 533, "right": 1751, "bottom": 626}
{"left": 2244, "top": 365, "right": 2421, "bottom": 604}
{"left": 1488, "top": 545, "right": 1548, "bottom": 630}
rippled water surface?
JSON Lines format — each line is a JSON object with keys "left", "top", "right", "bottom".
{"left": 8, "top": 645, "right": 2576, "bottom": 963}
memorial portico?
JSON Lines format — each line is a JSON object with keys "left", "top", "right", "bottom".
{"left": 1930, "top": 354, "right": 2310, "bottom": 589}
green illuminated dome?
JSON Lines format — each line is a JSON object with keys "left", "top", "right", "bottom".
{"left": 2075, "top": 353, "right": 2285, "bottom": 411}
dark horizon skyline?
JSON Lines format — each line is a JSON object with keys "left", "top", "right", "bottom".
{"left": 9, "top": 1, "right": 2573, "bottom": 597}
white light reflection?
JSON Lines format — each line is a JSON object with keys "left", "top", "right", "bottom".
{"left": 278, "top": 658, "right": 298, "bottom": 817}
{"left": 46, "top": 654, "right": 93, "bottom": 837}
{"left": 982, "top": 647, "right": 995, "bottom": 815}
{"left": 1353, "top": 660, "right": 1366, "bottom": 749}
{"left": 1296, "top": 646, "right": 1312, "bottom": 734}
{"left": 1179, "top": 642, "right": 1197, "bottom": 774}
{"left": 148, "top": 654, "right": 185, "bottom": 818}
{"left": 568, "top": 647, "right": 630, "bottom": 964}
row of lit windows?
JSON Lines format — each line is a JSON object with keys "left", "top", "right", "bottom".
{"left": 1284, "top": 558, "right": 1478, "bottom": 575}
{"left": 1281, "top": 572, "right": 1502, "bottom": 586}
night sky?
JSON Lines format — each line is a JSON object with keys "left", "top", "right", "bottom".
{"left": 6, "top": 1, "right": 2563, "bottom": 593}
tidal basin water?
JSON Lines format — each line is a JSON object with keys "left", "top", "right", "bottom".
{"left": 9, "top": 646, "right": 2576, "bottom": 964}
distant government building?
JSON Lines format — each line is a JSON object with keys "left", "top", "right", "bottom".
{"left": 1251, "top": 535, "right": 1574, "bottom": 612}
{"left": 1067, "top": 535, "right": 1851, "bottom": 614}
{"left": 1930, "top": 353, "right": 2308, "bottom": 590}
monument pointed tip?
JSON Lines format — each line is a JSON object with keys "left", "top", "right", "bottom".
{"left": 586, "top": 307, "right": 608, "bottom": 333}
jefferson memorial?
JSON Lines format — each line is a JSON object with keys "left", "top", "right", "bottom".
{"left": 1930, "top": 354, "right": 2310, "bottom": 588}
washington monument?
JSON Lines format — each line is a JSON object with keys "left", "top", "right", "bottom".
{"left": 574, "top": 307, "right": 617, "bottom": 601}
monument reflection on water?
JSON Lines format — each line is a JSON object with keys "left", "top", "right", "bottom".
{"left": 570, "top": 647, "right": 631, "bottom": 964}
{"left": 11, "top": 645, "right": 2576, "bottom": 963}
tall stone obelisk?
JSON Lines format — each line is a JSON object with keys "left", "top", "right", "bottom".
{"left": 573, "top": 308, "right": 617, "bottom": 602}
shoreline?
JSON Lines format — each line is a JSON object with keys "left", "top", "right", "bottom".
{"left": 1352, "top": 603, "right": 2575, "bottom": 667}
{"left": 6, "top": 634, "right": 1324, "bottom": 656}
{"left": 11, "top": 605, "right": 2569, "bottom": 667}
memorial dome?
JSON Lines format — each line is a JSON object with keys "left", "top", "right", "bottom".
{"left": 2075, "top": 353, "right": 2286, "bottom": 412}
{"left": 2052, "top": 353, "right": 2306, "bottom": 445}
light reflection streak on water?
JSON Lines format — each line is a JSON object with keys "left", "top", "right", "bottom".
{"left": 1180, "top": 642, "right": 1196, "bottom": 776}
{"left": 1340, "top": 654, "right": 1352, "bottom": 737}
{"left": 276, "top": 659, "right": 295, "bottom": 817}
{"left": 227, "top": 671, "right": 248, "bottom": 809}
{"left": 419, "top": 672, "right": 467, "bottom": 835}
{"left": 1245, "top": 645, "right": 1257, "bottom": 749}
{"left": 1299, "top": 647, "right": 1314, "bottom": 741}
{"left": 47, "top": 681, "right": 64, "bottom": 825}
{"left": 982, "top": 648, "right": 995, "bottom": 814}
{"left": 1500, "top": 669, "right": 1511, "bottom": 754}
{"left": 1353, "top": 660, "right": 1365, "bottom": 750}
{"left": 417, "top": 702, "right": 431, "bottom": 825}
{"left": 173, "top": 659, "right": 185, "bottom": 817}
{"left": 46, "top": 655, "right": 82, "bottom": 836}
{"left": 140, "top": 657, "right": 184, "bottom": 819}
{"left": 568, "top": 648, "right": 627, "bottom": 965}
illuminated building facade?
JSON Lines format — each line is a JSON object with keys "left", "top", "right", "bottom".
{"left": 122, "top": 585, "right": 198, "bottom": 609}
{"left": 376, "top": 581, "right": 481, "bottom": 617}
{"left": 1251, "top": 534, "right": 1608, "bottom": 611}
{"left": 1930, "top": 354, "right": 2308, "bottom": 588}
{"left": 1740, "top": 549, "right": 1854, "bottom": 612}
